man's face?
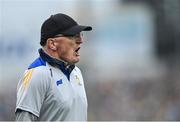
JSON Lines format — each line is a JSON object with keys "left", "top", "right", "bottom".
{"left": 53, "top": 33, "right": 83, "bottom": 64}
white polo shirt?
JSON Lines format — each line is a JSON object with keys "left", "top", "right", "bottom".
{"left": 16, "top": 57, "right": 87, "bottom": 121}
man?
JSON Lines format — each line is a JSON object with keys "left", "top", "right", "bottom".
{"left": 15, "top": 13, "right": 92, "bottom": 121}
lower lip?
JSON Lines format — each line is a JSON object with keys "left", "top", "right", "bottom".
{"left": 75, "top": 52, "right": 80, "bottom": 56}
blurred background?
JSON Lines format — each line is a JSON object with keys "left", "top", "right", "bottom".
{"left": 1, "top": 0, "right": 180, "bottom": 120}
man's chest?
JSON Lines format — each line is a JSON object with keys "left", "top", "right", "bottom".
{"left": 49, "top": 68, "right": 87, "bottom": 105}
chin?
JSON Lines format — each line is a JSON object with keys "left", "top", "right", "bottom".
{"left": 73, "top": 59, "right": 80, "bottom": 64}
{"left": 72, "top": 58, "right": 80, "bottom": 64}
{"left": 67, "top": 58, "right": 80, "bottom": 64}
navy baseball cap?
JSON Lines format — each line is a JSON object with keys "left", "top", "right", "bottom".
{"left": 40, "top": 13, "right": 92, "bottom": 46}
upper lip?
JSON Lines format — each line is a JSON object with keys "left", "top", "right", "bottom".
{"left": 75, "top": 47, "right": 80, "bottom": 52}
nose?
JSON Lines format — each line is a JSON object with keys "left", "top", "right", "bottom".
{"left": 76, "top": 37, "right": 83, "bottom": 44}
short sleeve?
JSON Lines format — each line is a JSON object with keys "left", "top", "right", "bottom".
{"left": 15, "top": 67, "right": 50, "bottom": 117}
{"left": 15, "top": 109, "right": 38, "bottom": 121}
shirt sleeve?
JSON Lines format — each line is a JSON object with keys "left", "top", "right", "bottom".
{"left": 15, "top": 109, "right": 38, "bottom": 121}
{"left": 15, "top": 67, "right": 50, "bottom": 117}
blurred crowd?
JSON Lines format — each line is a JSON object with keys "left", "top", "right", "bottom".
{"left": 87, "top": 68, "right": 180, "bottom": 120}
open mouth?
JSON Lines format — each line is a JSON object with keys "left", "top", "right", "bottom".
{"left": 75, "top": 47, "right": 81, "bottom": 56}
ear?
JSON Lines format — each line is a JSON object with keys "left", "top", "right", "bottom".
{"left": 47, "top": 38, "right": 57, "bottom": 51}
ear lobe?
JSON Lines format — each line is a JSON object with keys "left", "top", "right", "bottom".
{"left": 51, "top": 42, "right": 57, "bottom": 50}
{"left": 51, "top": 46, "right": 57, "bottom": 51}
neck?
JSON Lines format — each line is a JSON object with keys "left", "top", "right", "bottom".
{"left": 42, "top": 47, "right": 69, "bottom": 66}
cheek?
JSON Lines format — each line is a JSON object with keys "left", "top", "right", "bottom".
{"left": 65, "top": 42, "right": 76, "bottom": 54}
{"left": 57, "top": 44, "right": 74, "bottom": 56}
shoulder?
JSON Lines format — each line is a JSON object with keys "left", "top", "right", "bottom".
{"left": 18, "top": 58, "right": 51, "bottom": 90}
{"left": 28, "top": 57, "right": 46, "bottom": 69}
{"left": 27, "top": 66, "right": 50, "bottom": 82}
{"left": 30, "top": 67, "right": 50, "bottom": 81}
{"left": 19, "top": 67, "right": 51, "bottom": 90}
{"left": 27, "top": 57, "right": 51, "bottom": 78}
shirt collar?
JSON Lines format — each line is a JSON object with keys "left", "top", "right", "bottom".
{"left": 39, "top": 48, "right": 75, "bottom": 80}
